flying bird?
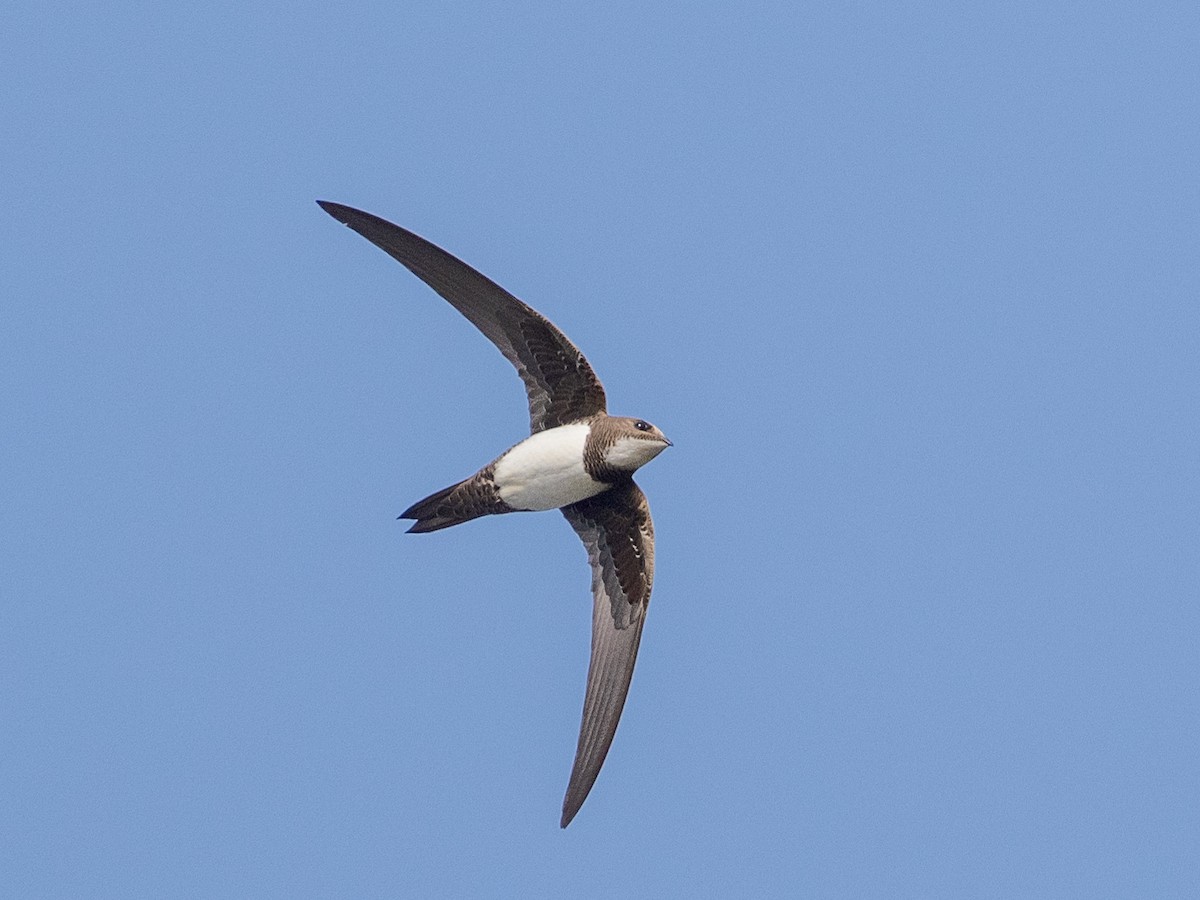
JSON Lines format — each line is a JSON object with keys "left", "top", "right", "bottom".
{"left": 317, "top": 201, "right": 671, "bottom": 827}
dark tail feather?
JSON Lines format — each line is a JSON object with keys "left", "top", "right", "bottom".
{"left": 399, "top": 478, "right": 498, "bottom": 533}
{"left": 402, "top": 514, "right": 470, "bottom": 534}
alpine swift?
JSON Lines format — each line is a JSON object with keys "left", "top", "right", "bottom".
{"left": 317, "top": 201, "right": 671, "bottom": 827}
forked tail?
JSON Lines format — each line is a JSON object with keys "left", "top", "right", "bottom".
{"left": 400, "top": 468, "right": 511, "bottom": 533}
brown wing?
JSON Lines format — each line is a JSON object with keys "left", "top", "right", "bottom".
{"left": 558, "top": 479, "right": 655, "bottom": 827}
{"left": 318, "top": 201, "right": 607, "bottom": 432}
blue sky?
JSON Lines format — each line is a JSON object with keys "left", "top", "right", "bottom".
{"left": 4, "top": 2, "right": 1198, "bottom": 897}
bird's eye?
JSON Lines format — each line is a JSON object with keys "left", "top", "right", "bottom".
{"left": 635, "top": 420, "right": 651, "bottom": 431}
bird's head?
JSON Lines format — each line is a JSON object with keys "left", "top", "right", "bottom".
{"left": 601, "top": 417, "right": 672, "bottom": 472}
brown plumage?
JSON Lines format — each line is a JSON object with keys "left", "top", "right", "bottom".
{"left": 559, "top": 480, "right": 655, "bottom": 827}
{"left": 316, "top": 202, "right": 607, "bottom": 433}
{"left": 400, "top": 463, "right": 513, "bottom": 533}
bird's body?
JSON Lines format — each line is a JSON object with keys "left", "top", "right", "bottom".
{"left": 407, "top": 415, "right": 671, "bottom": 529}
{"left": 318, "top": 201, "right": 670, "bottom": 827}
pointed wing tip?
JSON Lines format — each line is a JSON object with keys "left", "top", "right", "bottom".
{"left": 560, "top": 794, "right": 584, "bottom": 829}
{"left": 316, "top": 199, "right": 352, "bottom": 222}
{"left": 558, "top": 747, "right": 609, "bottom": 829}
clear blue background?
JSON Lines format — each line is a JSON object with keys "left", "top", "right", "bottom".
{"left": 4, "top": 2, "right": 1198, "bottom": 897}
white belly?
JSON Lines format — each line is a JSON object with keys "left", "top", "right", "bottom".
{"left": 492, "top": 423, "right": 607, "bottom": 511}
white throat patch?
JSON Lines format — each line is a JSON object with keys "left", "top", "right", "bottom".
{"left": 604, "top": 435, "right": 667, "bottom": 472}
